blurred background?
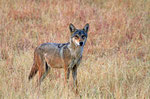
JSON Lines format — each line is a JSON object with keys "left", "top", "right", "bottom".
{"left": 0, "top": 0, "right": 149, "bottom": 98}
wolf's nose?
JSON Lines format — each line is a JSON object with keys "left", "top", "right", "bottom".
{"left": 79, "top": 42, "right": 83, "bottom": 46}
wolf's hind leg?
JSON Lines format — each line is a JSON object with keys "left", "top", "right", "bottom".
{"left": 38, "top": 62, "right": 50, "bottom": 85}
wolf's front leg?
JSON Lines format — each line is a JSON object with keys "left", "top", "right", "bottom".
{"left": 64, "top": 65, "right": 70, "bottom": 84}
{"left": 72, "top": 65, "right": 78, "bottom": 94}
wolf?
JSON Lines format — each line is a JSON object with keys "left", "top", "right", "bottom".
{"left": 28, "top": 23, "right": 89, "bottom": 93}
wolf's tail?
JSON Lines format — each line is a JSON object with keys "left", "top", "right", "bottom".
{"left": 28, "top": 49, "right": 39, "bottom": 80}
{"left": 28, "top": 62, "right": 38, "bottom": 80}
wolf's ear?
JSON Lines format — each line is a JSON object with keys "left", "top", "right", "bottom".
{"left": 83, "top": 23, "right": 89, "bottom": 33}
{"left": 69, "top": 23, "right": 76, "bottom": 33}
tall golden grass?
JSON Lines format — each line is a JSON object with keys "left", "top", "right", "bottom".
{"left": 0, "top": 0, "right": 149, "bottom": 98}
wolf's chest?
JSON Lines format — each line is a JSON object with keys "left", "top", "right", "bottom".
{"left": 68, "top": 47, "right": 83, "bottom": 68}
{"left": 69, "top": 56, "right": 82, "bottom": 69}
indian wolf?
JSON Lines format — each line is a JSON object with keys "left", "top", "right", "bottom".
{"left": 28, "top": 23, "right": 89, "bottom": 93}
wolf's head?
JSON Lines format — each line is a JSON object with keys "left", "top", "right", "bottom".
{"left": 69, "top": 23, "right": 89, "bottom": 47}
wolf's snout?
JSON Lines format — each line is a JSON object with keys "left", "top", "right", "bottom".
{"left": 79, "top": 42, "right": 83, "bottom": 46}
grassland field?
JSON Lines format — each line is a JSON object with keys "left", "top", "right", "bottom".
{"left": 0, "top": 0, "right": 150, "bottom": 98}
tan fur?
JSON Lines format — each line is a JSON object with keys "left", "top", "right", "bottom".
{"left": 28, "top": 23, "right": 89, "bottom": 94}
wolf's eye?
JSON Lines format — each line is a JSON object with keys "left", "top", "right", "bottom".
{"left": 82, "top": 35, "right": 86, "bottom": 39}
{"left": 74, "top": 35, "right": 79, "bottom": 39}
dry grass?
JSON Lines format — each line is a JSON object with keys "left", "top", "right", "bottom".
{"left": 0, "top": 0, "right": 150, "bottom": 98}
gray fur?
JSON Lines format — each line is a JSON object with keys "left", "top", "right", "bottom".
{"left": 28, "top": 23, "right": 89, "bottom": 94}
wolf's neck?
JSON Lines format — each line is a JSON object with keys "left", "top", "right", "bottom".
{"left": 68, "top": 42, "right": 83, "bottom": 57}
